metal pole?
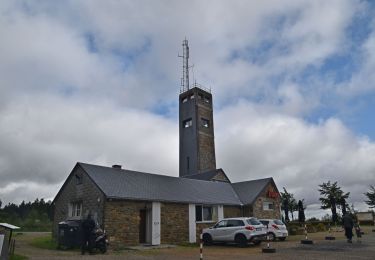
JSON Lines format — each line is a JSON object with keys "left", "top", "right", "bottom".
{"left": 200, "top": 233, "right": 203, "bottom": 260}
{"left": 267, "top": 224, "right": 270, "bottom": 248}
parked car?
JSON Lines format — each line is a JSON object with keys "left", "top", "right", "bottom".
{"left": 202, "top": 217, "right": 267, "bottom": 247}
{"left": 259, "top": 219, "right": 288, "bottom": 241}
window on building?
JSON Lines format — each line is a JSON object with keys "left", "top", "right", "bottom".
{"left": 198, "top": 93, "right": 203, "bottom": 100}
{"left": 204, "top": 96, "right": 210, "bottom": 103}
{"left": 195, "top": 205, "right": 218, "bottom": 222}
{"left": 190, "top": 94, "right": 195, "bottom": 99}
{"left": 75, "top": 174, "right": 82, "bottom": 185}
{"left": 183, "top": 118, "right": 192, "bottom": 128}
{"left": 70, "top": 202, "right": 82, "bottom": 217}
{"left": 201, "top": 118, "right": 209, "bottom": 128}
{"left": 182, "top": 96, "right": 188, "bottom": 103}
{"left": 263, "top": 201, "right": 274, "bottom": 211}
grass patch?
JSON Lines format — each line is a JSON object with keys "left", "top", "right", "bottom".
{"left": 10, "top": 254, "right": 28, "bottom": 260}
{"left": 29, "top": 235, "right": 58, "bottom": 250}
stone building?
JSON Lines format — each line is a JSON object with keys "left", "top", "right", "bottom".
{"left": 53, "top": 40, "right": 281, "bottom": 247}
{"left": 53, "top": 163, "right": 280, "bottom": 247}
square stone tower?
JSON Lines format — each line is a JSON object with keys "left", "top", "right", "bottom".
{"left": 179, "top": 85, "right": 217, "bottom": 177}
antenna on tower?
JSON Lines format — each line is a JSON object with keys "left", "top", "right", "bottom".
{"left": 178, "top": 38, "right": 190, "bottom": 92}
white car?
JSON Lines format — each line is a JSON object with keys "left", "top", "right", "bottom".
{"left": 202, "top": 217, "right": 267, "bottom": 247}
{"left": 259, "top": 219, "right": 288, "bottom": 241}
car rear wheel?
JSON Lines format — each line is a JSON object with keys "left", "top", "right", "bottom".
{"left": 235, "top": 234, "right": 248, "bottom": 247}
{"left": 202, "top": 234, "right": 213, "bottom": 246}
{"left": 267, "top": 232, "right": 276, "bottom": 241}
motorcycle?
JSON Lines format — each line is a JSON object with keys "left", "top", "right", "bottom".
{"left": 93, "top": 228, "right": 109, "bottom": 254}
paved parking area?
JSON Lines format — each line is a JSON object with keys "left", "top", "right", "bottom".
{"left": 15, "top": 228, "right": 375, "bottom": 259}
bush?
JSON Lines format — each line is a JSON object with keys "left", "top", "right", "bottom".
{"left": 289, "top": 227, "right": 298, "bottom": 235}
{"left": 359, "top": 220, "right": 374, "bottom": 226}
{"left": 315, "top": 223, "right": 326, "bottom": 232}
{"left": 306, "top": 224, "right": 317, "bottom": 233}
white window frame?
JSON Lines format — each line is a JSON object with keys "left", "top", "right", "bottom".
{"left": 70, "top": 202, "right": 83, "bottom": 218}
{"left": 263, "top": 201, "right": 274, "bottom": 211}
{"left": 195, "top": 205, "right": 218, "bottom": 223}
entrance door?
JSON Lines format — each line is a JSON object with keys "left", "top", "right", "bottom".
{"left": 139, "top": 209, "right": 147, "bottom": 243}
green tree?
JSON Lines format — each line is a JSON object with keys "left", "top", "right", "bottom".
{"left": 280, "top": 187, "right": 299, "bottom": 222}
{"left": 364, "top": 185, "right": 375, "bottom": 208}
{"left": 280, "top": 188, "right": 291, "bottom": 222}
{"left": 298, "top": 200, "right": 305, "bottom": 223}
{"left": 318, "top": 181, "right": 350, "bottom": 223}
{"left": 289, "top": 197, "right": 298, "bottom": 221}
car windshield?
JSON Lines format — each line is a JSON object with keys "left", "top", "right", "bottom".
{"left": 274, "top": 220, "right": 284, "bottom": 225}
{"left": 246, "top": 218, "right": 262, "bottom": 225}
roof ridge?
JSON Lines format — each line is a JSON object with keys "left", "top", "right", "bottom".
{"left": 232, "top": 177, "right": 272, "bottom": 185}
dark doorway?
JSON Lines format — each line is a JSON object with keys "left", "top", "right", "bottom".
{"left": 139, "top": 209, "right": 147, "bottom": 243}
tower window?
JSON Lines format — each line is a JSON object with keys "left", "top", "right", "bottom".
{"left": 204, "top": 96, "right": 210, "bottom": 103}
{"left": 198, "top": 93, "right": 203, "bottom": 99}
{"left": 183, "top": 118, "right": 192, "bottom": 128}
{"left": 190, "top": 94, "right": 195, "bottom": 99}
{"left": 201, "top": 118, "right": 209, "bottom": 128}
{"left": 182, "top": 96, "right": 188, "bottom": 103}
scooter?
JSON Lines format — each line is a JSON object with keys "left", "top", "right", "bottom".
{"left": 94, "top": 229, "right": 109, "bottom": 253}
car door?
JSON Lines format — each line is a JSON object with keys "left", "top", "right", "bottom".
{"left": 222, "top": 220, "right": 245, "bottom": 241}
{"left": 210, "top": 220, "right": 227, "bottom": 241}
{"left": 260, "top": 220, "right": 269, "bottom": 232}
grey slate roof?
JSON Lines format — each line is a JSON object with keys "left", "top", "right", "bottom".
{"left": 231, "top": 178, "right": 273, "bottom": 205}
{"left": 183, "top": 169, "right": 230, "bottom": 182}
{"left": 78, "top": 163, "right": 241, "bottom": 205}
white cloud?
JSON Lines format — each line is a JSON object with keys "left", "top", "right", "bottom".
{"left": 215, "top": 101, "right": 375, "bottom": 207}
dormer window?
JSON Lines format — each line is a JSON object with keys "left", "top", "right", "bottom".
{"left": 183, "top": 118, "right": 193, "bottom": 128}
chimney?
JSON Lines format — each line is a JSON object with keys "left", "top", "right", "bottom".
{"left": 112, "top": 164, "right": 122, "bottom": 169}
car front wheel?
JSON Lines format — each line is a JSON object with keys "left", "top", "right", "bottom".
{"left": 202, "top": 234, "right": 213, "bottom": 246}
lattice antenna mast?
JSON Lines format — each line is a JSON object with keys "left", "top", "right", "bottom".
{"left": 178, "top": 39, "right": 190, "bottom": 92}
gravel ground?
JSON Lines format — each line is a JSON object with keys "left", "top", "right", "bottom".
{"left": 15, "top": 227, "right": 375, "bottom": 259}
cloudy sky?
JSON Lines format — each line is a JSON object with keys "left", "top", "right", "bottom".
{"left": 0, "top": 0, "right": 374, "bottom": 217}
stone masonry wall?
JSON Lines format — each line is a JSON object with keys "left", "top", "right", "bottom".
{"left": 252, "top": 183, "right": 281, "bottom": 219}
{"left": 53, "top": 165, "right": 105, "bottom": 239}
{"left": 196, "top": 222, "right": 214, "bottom": 242}
{"left": 160, "top": 203, "right": 189, "bottom": 244}
{"left": 104, "top": 201, "right": 190, "bottom": 247}
{"left": 104, "top": 200, "right": 147, "bottom": 248}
